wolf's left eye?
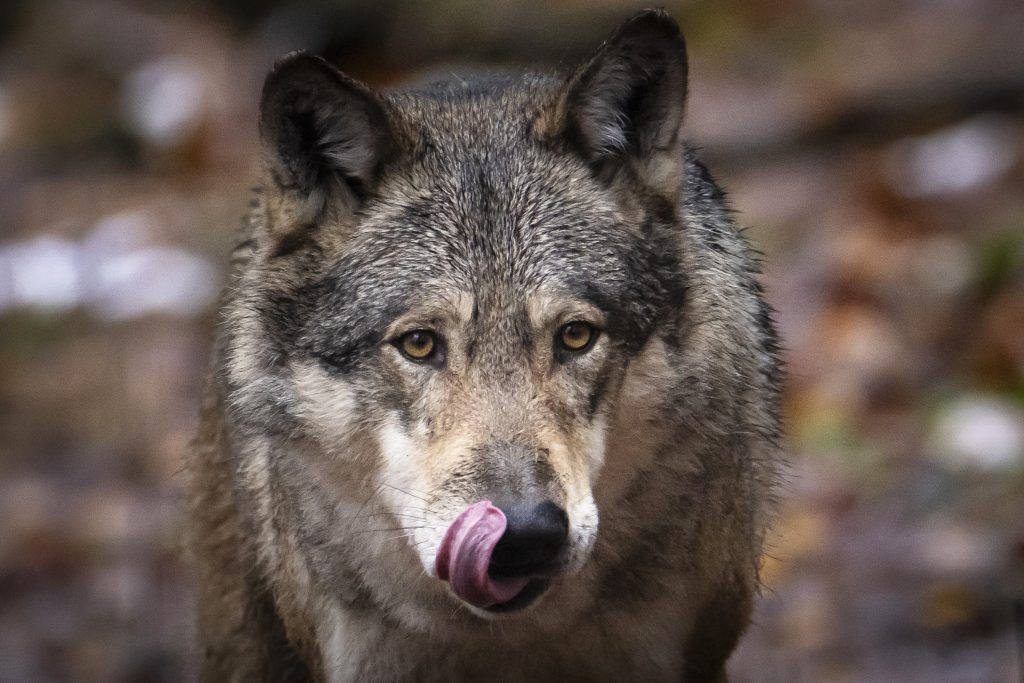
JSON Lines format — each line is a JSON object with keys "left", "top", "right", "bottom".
{"left": 557, "top": 321, "right": 597, "bottom": 353}
{"left": 397, "top": 330, "right": 437, "bottom": 361}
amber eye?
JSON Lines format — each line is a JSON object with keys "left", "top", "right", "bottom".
{"left": 399, "top": 330, "right": 436, "bottom": 361}
{"left": 558, "top": 321, "right": 596, "bottom": 353}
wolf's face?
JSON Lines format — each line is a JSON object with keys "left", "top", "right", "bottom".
{"left": 231, "top": 12, "right": 689, "bottom": 622}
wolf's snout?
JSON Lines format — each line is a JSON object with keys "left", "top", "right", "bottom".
{"left": 488, "top": 501, "right": 568, "bottom": 579}
{"left": 436, "top": 499, "right": 569, "bottom": 611}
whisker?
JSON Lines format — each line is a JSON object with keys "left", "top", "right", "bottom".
{"left": 380, "top": 482, "right": 432, "bottom": 504}
{"left": 352, "top": 525, "right": 439, "bottom": 534}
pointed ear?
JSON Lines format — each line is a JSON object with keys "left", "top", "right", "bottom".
{"left": 259, "top": 52, "right": 397, "bottom": 240}
{"left": 539, "top": 10, "right": 687, "bottom": 198}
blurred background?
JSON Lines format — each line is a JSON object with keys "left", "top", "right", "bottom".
{"left": 0, "top": 0, "right": 1022, "bottom": 680}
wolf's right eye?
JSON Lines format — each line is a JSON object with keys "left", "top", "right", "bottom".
{"left": 397, "top": 330, "right": 437, "bottom": 362}
{"left": 557, "top": 321, "right": 597, "bottom": 353}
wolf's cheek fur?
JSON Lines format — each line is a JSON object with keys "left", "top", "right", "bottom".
{"left": 291, "top": 361, "right": 362, "bottom": 445}
{"left": 559, "top": 414, "right": 605, "bottom": 571}
{"left": 373, "top": 415, "right": 463, "bottom": 577}
{"left": 595, "top": 337, "right": 682, "bottom": 505}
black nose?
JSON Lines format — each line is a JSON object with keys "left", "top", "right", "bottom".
{"left": 489, "top": 501, "right": 569, "bottom": 579}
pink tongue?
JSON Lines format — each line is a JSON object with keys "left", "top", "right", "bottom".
{"left": 435, "top": 501, "right": 530, "bottom": 609}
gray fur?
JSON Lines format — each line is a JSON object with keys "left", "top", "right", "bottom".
{"left": 188, "top": 9, "right": 782, "bottom": 682}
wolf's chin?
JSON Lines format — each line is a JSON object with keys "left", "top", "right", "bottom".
{"left": 479, "top": 577, "right": 551, "bottom": 613}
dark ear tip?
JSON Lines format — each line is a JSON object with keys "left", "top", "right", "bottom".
{"left": 259, "top": 52, "right": 346, "bottom": 140}
{"left": 268, "top": 51, "right": 330, "bottom": 75}
{"left": 272, "top": 49, "right": 311, "bottom": 69}
{"left": 262, "top": 52, "right": 338, "bottom": 96}
{"left": 622, "top": 7, "right": 678, "bottom": 26}
{"left": 613, "top": 8, "right": 684, "bottom": 45}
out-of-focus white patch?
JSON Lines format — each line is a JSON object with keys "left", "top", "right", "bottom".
{"left": 884, "top": 115, "right": 1018, "bottom": 198}
{"left": 0, "top": 236, "right": 81, "bottom": 311}
{"left": 91, "top": 245, "right": 216, "bottom": 320}
{"left": 82, "top": 211, "right": 154, "bottom": 256}
{"left": 930, "top": 395, "right": 1024, "bottom": 471}
{"left": 122, "top": 56, "right": 206, "bottom": 148}
{"left": 0, "top": 211, "right": 217, "bottom": 319}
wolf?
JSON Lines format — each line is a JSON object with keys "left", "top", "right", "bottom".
{"left": 188, "top": 8, "right": 782, "bottom": 682}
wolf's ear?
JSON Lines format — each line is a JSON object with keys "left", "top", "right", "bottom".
{"left": 540, "top": 10, "right": 687, "bottom": 198}
{"left": 259, "top": 53, "right": 396, "bottom": 241}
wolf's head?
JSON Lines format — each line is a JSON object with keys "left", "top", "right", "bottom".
{"left": 226, "top": 10, "right": 692, "bottom": 624}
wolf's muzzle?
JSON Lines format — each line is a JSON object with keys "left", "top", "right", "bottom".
{"left": 436, "top": 499, "right": 569, "bottom": 612}
{"left": 488, "top": 500, "right": 568, "bottom": 579}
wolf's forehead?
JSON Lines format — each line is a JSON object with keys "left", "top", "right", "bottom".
{"left": 359, "top": 158, "right": 625, "bottom": 296}
{"left": 386, "top": 75, "right": 558, "bottom": 140}
{"left": 327, "top": 83, "right": 657, "bottom": 322}
{"left": 357, "top": 142, "right": 626, "bottom": 289}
